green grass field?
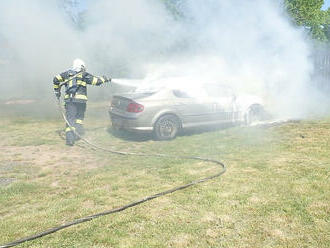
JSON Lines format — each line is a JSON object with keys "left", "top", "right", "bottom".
{"left": 0, "top": 101, "right": 329, "bottom": 248}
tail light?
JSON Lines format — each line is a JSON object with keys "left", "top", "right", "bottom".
{"left": 127, "top": 102, "right": 144, "bottom": 113}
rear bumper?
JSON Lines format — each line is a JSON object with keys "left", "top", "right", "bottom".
{"left": 109, "top": 112, "right": 153, "bottom": 132}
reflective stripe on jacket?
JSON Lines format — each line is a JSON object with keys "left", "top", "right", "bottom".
{"left": 53, "top": 70, "right": 108, "bottom": 103}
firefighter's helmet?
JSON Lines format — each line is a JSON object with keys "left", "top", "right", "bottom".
{"left": 73, "top": 58, "right": 86, "bottom": 72}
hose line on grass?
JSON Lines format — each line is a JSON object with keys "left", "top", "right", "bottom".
{"left": 0, "top": 98, "right": 226, "bottom": 248}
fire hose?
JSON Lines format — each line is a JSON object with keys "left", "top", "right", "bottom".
{"left": 0, "top": 98, "right": 226, "bottom": 248}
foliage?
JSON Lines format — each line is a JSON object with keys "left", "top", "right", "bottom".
{"left": 161, "top": 0, "right": 330, "bottom": 41}
{"left": 324, "top": 8, "right": 330, "bottom": 40}
{"left": 284, "top": 0, "right": 330, "bottom": 41}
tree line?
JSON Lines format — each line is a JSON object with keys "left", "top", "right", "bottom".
{"left": 161, "top": 0, "right": 330, "bottom": 42}
{"left": 285, "top": 0, "right": 330, "bottom": 41}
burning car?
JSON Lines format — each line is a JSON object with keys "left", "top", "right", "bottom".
{"left": 109, "top": 84, "right": 267, "bottom": 140}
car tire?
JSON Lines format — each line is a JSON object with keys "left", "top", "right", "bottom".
{"left": 153, "top": 114, "right": 181, "bottom": 140}
{"left": 245, "top": 104, "right": 266, "bottom": 125}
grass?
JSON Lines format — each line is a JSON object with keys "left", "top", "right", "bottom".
{"left": 0, "top": 101, "right": 329, "bottom": 248}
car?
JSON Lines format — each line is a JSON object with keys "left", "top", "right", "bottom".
{"left": 109, "top": 83, "right": 267, "bottom": 140}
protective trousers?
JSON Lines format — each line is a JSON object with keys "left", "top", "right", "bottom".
{"left": 65, "top": 102, "right": 86, "bottom": 146}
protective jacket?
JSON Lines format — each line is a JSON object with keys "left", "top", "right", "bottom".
{"left": 53, "top": 70, "right": 109, "bottom": 103}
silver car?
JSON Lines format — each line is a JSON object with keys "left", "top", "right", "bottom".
{"left": 109, "top": 85, "right": 266, "bottom": 140}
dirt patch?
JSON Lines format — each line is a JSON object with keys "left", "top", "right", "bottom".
{"left": 0, "top": 161, "right": 27, "bottom": 171}
{"left": 168, "top": 234, "right": 192, "bottom": 247}
{"left": 0, "top": 145, "right": 98, "bottom": 169}
{"left": 0, "top": 177, "right": 16, "bottom": 187}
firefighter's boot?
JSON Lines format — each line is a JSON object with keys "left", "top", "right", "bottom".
{"left": 66, "top": 129, "right": 75, "bottom": 146}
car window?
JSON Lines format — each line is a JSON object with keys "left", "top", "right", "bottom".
{"left": 173, "top": 90, "right": 192, "bottom": 98}
{"left": 121, "top": 92, "right": 156, "bottom": 100}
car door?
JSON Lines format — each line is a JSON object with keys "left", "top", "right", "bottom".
{"left": 175, "top": 97, "right": 216, "bottom": 127}
{"left": 203, "top": 84, "right": 238, "bottom": 123}
{"left": 211, "top": 96, "right": 236, "bottom": 123}
{"left": 171, "top": 89, "right": 235, "bottom": 127}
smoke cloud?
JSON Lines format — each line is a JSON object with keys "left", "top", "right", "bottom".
{"left": 0, "top": 0, "right": 325, "bottom": 118}
{"left": 0, "top": 0, "right": 84, "bottom": 98}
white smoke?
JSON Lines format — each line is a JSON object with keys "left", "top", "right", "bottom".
{"left": 139, "top": 0, "right": 315, "bottom": 118}
{"left": 82, "top": 0, "right": 178, "bottom": 76}
{"left": 0, "top": 0, "right": 86, "bottom": 98}
{"left": 0, "top": 0, "right": 324, "bottom": 118}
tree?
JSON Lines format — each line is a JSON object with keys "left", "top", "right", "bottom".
{"left": 324, "top": 8, "right": 330, "bottom": 40}
{"left": 284, "top": 0, "right": 329, "bottom": 41}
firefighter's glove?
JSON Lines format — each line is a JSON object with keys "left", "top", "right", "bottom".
{"left": 103, "top": 76, "right": 111, "bottom": 83}
{"left": 55, "top": 92, "right": 61, "bottom": 100}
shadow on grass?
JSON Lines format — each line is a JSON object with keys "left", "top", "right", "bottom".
{"left": 180, "top": 123, "right": 236, "bottom": 137}
{"left": 107, "top": 123, "right": 236, "bottom": 142}
{"left": 107, "top": 127, "right": 153, "bottom": 142}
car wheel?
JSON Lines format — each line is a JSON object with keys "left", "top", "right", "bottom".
{"left": 245, "top": 104, "right": 266, "bottom": 125}
{"left": 154, "top": 114, "right": 180, "bottom": 140}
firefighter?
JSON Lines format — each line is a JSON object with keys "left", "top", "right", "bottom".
{"left": 53, "top": 58, "right": 111, "bottom": 146}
